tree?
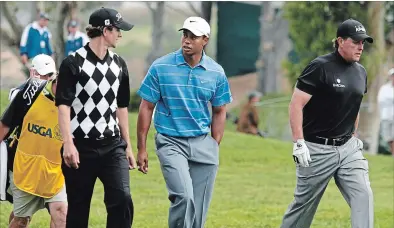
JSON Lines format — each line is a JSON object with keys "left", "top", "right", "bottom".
{"left": 282, "top": 2, "right": 367, "bottom": 85}
{"left": 145, "top": 2, "right": 165, "bottom": 72}
{"left": 0, "top": 2, "right": 73, "bottom": 76}
{"left": 362, "top": 2, "right": 388, "bottom": 154}
{"left": 258, "top": 2, "right": 291, "bottom": 94}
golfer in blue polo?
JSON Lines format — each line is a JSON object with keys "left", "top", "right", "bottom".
{"left": 136, "top": 16, "right": 232, "bottom": 228}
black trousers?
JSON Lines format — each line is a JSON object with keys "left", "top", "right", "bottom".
{"left": 61, "top": 137, "right": 133, "bottom": 228}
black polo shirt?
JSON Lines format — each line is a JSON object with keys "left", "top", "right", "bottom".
{"left": 296, "top": 50, "right": 367, "bottom": 139}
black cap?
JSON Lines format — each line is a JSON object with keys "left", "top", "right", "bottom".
{"left": 337, "top": 19, "right": 373, "bottom": 43}
{"left": 89, "top": 7, "right": 133, "bottom": 31}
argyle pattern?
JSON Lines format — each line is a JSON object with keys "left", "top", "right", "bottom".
{"left": 70, "top": 47, "right": 121, "bottom": 139}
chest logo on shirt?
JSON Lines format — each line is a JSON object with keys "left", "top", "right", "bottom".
{"left": 333, "top": 78, "right": 346, "bottom": 88}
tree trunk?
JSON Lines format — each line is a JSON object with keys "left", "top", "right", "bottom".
{"left": 1, "top": 2, "right": 24, "bottom": 44}
{"left": 258, "top": 1, "right": 279, "bottom": 94}
{"left": 201, "top": 2, "right": 212, "bottom": 25}
{"left": 30, "top": 2, "right": 39, "bottom": 22}
{"left": 257, "top": 2, "right": 267, "bottom": 93}
{"left": 53, "top": 2, "right": 69, "bottom": 66}
{"left": 145, "top": 2, "right": 165, "bottom": 72}
{"left": 361, "top": 2, "right": 386, "bottom": 154}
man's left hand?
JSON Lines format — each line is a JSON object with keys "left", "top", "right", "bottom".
{"left": 126, "top": 146, "right": 137, "bottom": 170}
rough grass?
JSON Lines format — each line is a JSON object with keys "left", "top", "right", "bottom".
{"left": 0, "top": 90, "right": 393, "bottom": 228}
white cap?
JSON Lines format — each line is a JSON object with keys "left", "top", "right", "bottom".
{"left": 388, "top": 68, "right": 394, "bottom": 76}
{"left": 31, "top": 54, "right": 57, "bottom": 76}
{"left": 179, "top": 16, "right": 210, "bottom": 37}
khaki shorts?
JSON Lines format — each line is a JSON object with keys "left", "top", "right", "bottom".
{"left": 381, "top": 120, "right": 394, "bottom": 143}
{"left": 9, "top": 171, "right": 67, "bottom": 217}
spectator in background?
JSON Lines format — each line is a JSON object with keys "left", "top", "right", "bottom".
{"left": 377, "top": 68, "right": 394, "bottom": 156}
{"left": 20, "top": 12, "right": 53, "bottom": 67}
{"left": 64, "top": 20, "right": 89, "bottom": 57}
{"left": 236, "top": 91, "right": 266, "bottom": 137}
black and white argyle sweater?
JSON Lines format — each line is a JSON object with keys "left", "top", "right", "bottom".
{"left": 55, "top": 44, "right": 130, "bottom": 140}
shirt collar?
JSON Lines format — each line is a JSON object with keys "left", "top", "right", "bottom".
{"left": 32, "top": 21, "right": 48, "bottom": 32}
{"left": 67, "top": 30, "right": 82, "bottom": 40}
{"left": 175, "top": 48, "right": 208, "bottom": 70}
{"left": 85, "top": 43, "right": 109, "bottom": 64}
{"left": 43, "top": 80, "right": 55, "bottom": 100}
{"left": 334, "top": 49, "right": 354, "bottom": 66}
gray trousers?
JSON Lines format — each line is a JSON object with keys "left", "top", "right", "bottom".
{"left": 155, "top": 133, "right": 219, "bottom": 228}
{"left": 281, "top": 137, "right": 374, "bottom": 228}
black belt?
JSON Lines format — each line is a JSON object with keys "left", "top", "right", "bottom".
{"left": 305, "top": 135, "right": 352, "bottom": 146}
{"left": 73, "top": 136, "right": 120, "bottom": 146}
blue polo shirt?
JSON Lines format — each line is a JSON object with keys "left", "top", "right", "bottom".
{"left": 20, "top": 21, "right": 53, "bottom": 59}
{"left": 65, "top": 31, "right": 89, "bottom": 57}
{"left": 137, "top": 48, "right": 233, "bottom": 137}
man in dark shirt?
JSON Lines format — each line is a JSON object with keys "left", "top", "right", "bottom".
{"left": 55, "top": 7, "right": 136, "bottom": 228}
{"left": 281, "top": 19, "right": 374, "bottom": 228}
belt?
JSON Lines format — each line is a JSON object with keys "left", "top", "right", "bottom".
{"left": 305, "top": 135, "right": 352, "bottom": 146}
{"left": 73, "top": 136, "right": 120, "bottom": 145}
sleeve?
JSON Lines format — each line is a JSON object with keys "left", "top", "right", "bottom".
{"left": 377, "top": 86, "right": 385, "bottom": 104}
{"left": 55, "top": 57, "right": 78, "bottom": 107}
{"left": 19, "top": 25, "right": 30, "bottom": 55}
{"left": 211, "top": 71, "right": 233, "bottom": 107}
{"left": 46, "top": 32, "right": 53, "bottom": 56}
{"left": 117, "top": 57, "right": 131, "bottom": 108}
{"left": 64, "top": 42, "right": 69, "bottom": 57}
{"left": 295, "top": 60, "right": 324, "bottom": 95}
{"left": 364, "top": 74, "right": 368, "bottom": 94}
{"left": 1, "top": 79, "right": 45, "bottom": 130}
{"left": 1, "top": 91, "right": 25, "bottom": 129}
{"left": 137, "top": 64, "right": 161, "bottom": 104}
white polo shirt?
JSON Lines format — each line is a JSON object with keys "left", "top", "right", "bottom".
{"left": 377, "top": 82, "right": 394, "bottom": 121}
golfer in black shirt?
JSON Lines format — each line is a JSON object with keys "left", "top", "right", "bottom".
{"left": 281, "top": 19, "right": 374, "bottom": 228}
{"left": 55, "top": 8, "right": 136, "bottom": 228}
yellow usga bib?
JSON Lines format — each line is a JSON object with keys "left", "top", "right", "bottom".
{"left": 13, "top": 88, "right": 64, "bottom": 198}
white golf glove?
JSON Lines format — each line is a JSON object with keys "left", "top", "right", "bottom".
{"left": 292, "top": 139, "right": 311, "bottom": 167}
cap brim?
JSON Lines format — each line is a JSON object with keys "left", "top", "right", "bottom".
{"left": 178, "top": 28, "right": 205, "bottom": 37}
{"left": 115, "top": 21, "right": 134, "bottom": 31}
{"left": 36, "top": 68, "right": 56, "bottom": 76}
{"left": 352, "top": 33, "right": 373, "bottom": 43}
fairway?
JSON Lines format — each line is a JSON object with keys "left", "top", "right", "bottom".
{"left": 0, "top": 111, "right": 393, "bottom": 228}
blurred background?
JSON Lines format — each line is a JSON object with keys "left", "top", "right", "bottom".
{"left": 0, "top": 1, "right": 393, "bottom": 154}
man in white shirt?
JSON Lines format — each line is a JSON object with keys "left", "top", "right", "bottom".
{"left": 377, "top": 68, "right": 394, "bottom": 156}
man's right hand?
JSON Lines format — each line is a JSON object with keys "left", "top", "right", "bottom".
{"left": 292, "top": 139, "right": 311, "bottom": 167}
{"left": 63, "top": 142, "right": 80, "bottom": 169}
{"left": 137, "top": 150, "right": 148, "bottom": 174}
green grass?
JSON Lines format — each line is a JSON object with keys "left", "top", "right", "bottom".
{"left": 0, "top": 89, "right": 393, "bottom": 227}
